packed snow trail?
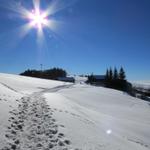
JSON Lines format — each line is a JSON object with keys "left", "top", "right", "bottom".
{"left": 2, "top": 85, "right": 75, "bottom": 150}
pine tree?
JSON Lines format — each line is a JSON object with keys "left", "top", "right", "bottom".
{"left": 105, "top": 69, "right": 109, "bottom": 80}
{"left": 119, "top": 67, "right": 126, "bottom": 80}
{"left": 109, "top": 67, "right": 113, "bottom": 80}
{"left": 113, "top": 67, "right": 118, "bottom": 80}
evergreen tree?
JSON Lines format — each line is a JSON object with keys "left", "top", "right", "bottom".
{"left": 119, "top": 67, "right": 126, "bottom": 80}
{"left": 105, "top": 69, "right": 109, "bottom": 80}
{"left": 109, "top": 67, "right": 113, "bottom": 80}
{"left": 113, "top": 67, "right": 118, "bottom": 80}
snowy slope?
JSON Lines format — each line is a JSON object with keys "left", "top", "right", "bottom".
{"left": 0, "top": 73, "right": 150, "bottom": 150}
{"left": 0, "top": 73, "right": 67, "bottom": 94}
{"left": 45, "top": 84, "right": 150, "bottom": 150}
{"left": 0, "top": 73, "right": 67, "bottom": 149}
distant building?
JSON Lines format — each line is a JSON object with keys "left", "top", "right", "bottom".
{"left": 57, "top": 77, "right": 75, "bottom": 83}
{"left": 87, "top": 75, "right": 106, "bottom": 85}
{"left": 92, "top": 75, "right": 105, "bottom": 82}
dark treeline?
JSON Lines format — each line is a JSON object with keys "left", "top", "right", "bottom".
{"left": 87, "top": 67, "right": 133, "bottom": 94}
{"left": 105, "top": 67, "right": 126, "bottom": 81}
{"left": 105, "top": 67, "right": 131, "bottom": 92}
{"left": 20, "top": 68, "right": 67, "bottom": 80}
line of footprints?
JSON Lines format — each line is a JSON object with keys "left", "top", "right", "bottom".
{"left": 2, "top": 96, "right": 77, "bottom": 150}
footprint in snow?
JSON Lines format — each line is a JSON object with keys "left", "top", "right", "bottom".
{"left": 3, "top": 94, "right": 75, "bottom": 150}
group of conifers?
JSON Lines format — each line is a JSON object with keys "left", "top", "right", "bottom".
{"left": 105, "top": 67, "right": 126, "bottom": 81}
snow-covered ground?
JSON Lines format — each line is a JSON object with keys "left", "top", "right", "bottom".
{"left": 132, "top": 81, "right": 150, "bottom": 90}
{"left": 0, "top": 73, "right": 150, "bottom": 150}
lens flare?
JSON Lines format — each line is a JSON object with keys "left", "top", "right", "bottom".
{"left": 2, "top": 0, "right": 76, "bottom": 48}
{"left": 106, "top": 129, "right": 112, "bottom": 135}
{"left": 22, "top": 0, "right": 56, "bottom": 45}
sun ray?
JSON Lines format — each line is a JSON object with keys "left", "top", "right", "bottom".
{"left": 0, "top": 0, "right": 78, "bottom": 50}
{"left": 33, "top": 0, "right": 40, "bottom": 13}
{"left": 44, "top": 0, "right": 78, "bottom": 16}
{"left": 37, "top": 27, "right": 44, "bottom": 47}
{"left": 19, "top": 22, "right": 33, "bottom": 39}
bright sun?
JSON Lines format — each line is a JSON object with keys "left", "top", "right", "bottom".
{"left": 29, "top": 10, "right": 48, "bottom": 30}
{"left": 17, "top": 0, "right": 59, "bottom": 41}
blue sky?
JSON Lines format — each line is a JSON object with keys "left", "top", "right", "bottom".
{"left": 0, "top": 0, "right": 150, "bottom": 80}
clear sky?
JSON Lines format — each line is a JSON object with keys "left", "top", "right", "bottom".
{"left": 0, "top": 0, "right": 150, "bottom": 80}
